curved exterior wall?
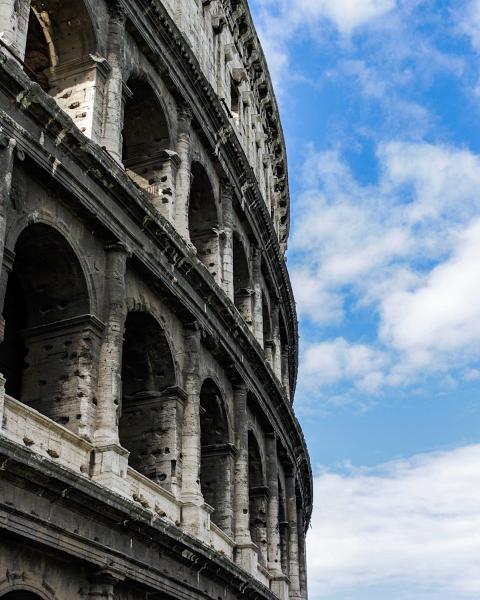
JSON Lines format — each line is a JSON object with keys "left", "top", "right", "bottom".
{"left": 0, "top": 1, "right": 312, "bottom": 600}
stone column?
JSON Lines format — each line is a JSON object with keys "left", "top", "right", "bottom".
{"left": 282, "top": 346, "right": 291, "bottom": 400}
{"left": 286, "top": 473, "right": 301, "bottom": 599}
{"left": 266, "top": 434, "right": 281, "bottom": 571}
{"left": 233, "top": 382, "right": 257, "bottom": 574}
{"left": 0, "top": 136, "right": 16, "bottom": 343}
{"left": 92, "top": 243, "right": 129, "bottom": 493}
{"left": 181, "top": 323, "right": 212, "bottom": 540}
{"left": 264, "top": 339, "right": 274, "bottom": 371}
{"left": 298, "top": 503, "right": 309, "bottom": 599}
{"left": 251, "top": 245, "right": 264, "bottom": 346}
{"left": 0, "top": 0, "right": 30, "bottom": 60}
{"left": 221, "top": 180, "right": 234, "bottom": 302}
{"left": 271, "top": 301, "right": 282, "bottom": 382}
{"left": 101, "top": 2, "right": 126, "bottom": 162}
{"left": 175, "top": 105, "right": 193, "bottom": 240}
{"left": 88, "top": 569, "right": 124, "bottom": 600}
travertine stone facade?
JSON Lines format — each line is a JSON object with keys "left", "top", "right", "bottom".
{"left": 0, "top": 1, "right": 312, "bottom": 600}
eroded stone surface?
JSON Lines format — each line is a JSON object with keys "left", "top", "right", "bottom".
{"left": 0, "top": 1, "right": 311, "bottom": 599}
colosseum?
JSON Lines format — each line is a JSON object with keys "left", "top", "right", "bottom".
{"left": 0, "top": 1, "right": 312, "bottom": 599}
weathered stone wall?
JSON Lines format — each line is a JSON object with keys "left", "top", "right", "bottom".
{"left": 0, "top": 0, "right": 312, "bottom": 599}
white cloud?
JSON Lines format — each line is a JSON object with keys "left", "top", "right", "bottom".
{"left": 458, "top": 0, "right": 480, "bottom": 52}
{"left": 380, "top": 219, "right": 480, "bottom": 357}
{"left": 291, "top": 141, "right": 480, "bottom": 392}
{"left": 302, "top": 338, "right": 389, "bottom": 393}
{"left": 308, "top": 444, "right": 480, "bottom": 599}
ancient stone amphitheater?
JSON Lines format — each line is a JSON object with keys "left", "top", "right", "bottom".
{"left": 0, "top": 1, "right": 312, "bottom": 599}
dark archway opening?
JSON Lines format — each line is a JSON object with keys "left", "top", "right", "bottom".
{"left": 233, "top": 234, "right": 252, "bottom": 324}
{"left": 122, "top": 77, "right": 174, "bottom": 217}
{"left": 119, "top": 311, "right": 176, "bottom": 483}
{"left": 0, "top": 224, "right": 94, "bottom": 435}
{"left": 2, "top": 592, "right": 45, "bottom": 600}
{"left": 188, "top": 162, "right": 220, "bottom": 280}
{"left": 200, "top": 378, "right": 232, "bottom": 533}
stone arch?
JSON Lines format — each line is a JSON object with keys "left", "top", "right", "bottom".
{"left": 0, "top": 585, "right": 53, "bottom": 600}
{"left": 248, "top": 429, "right": 268, "bottom": 565}
{"left": 0, "top": 223, "right": 101, "bottom": 438}
{"left": 122, "top": 75, "right": 177, "bottom": 220}
{"left": 1, "top": 592, "right": 49, "bottom": 600}
{"left": 24, "top": 0, "right": 104, "bottom": 139}
{"left": 200, "top": 377, "right": 233, "bottom": 533}
{"left": 5, "top": 214, "right": 98, "bottom": 316}
{"left": 119, "top": 310, "right": 178, "bottom": 483}
{"left": 233, "top": 233, "right": 252, "bottom": 324}
{"left": 188, "top": 161, "right": 221, "bottom": 281}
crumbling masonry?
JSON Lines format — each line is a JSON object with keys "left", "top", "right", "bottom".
{"left": 0, "top": 1, "right": 312, "bottom": 599}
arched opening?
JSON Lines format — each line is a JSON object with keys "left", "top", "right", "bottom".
{"left": 119, "top": 311, "right": 177, "bottom": 485}
{"left": 248, "top": 430, "right": 268, "bottom": 565}
{"left": 122, "top": 77, "right": 175, "bottom": 220}
{"left": 188, "top": 162, "right": 220, "bottom": 281}
{"left": 1, "top": 592, "right": 45, "bottom": 599}
{"left": 278, "top": 477, "right": 289, "bottom": 575}
{"left": 200, "top": 378, "right": 233, "bottom": 533}
{"left": 0, "top": 224, "right": 98, "bottom": 437}
{"left": 24, "top": 0, "right": 102, "bottom": 139}
{"left": 233, "top": 234, "right": 252, "bottom": 325}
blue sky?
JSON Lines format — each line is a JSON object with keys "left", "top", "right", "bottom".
{"left": 249, "top": 1, "right": 480, "bottom": 598}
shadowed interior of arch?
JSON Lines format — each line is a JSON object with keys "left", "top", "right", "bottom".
{"left": 200, "top": 378, "right": 233, "bottom": 533}
{"left": 122, "top": 77, "right": 172, "bottom": 203}
{"left": 0, "top": 223, "right": 93, "bottom": 433}
{"left": 1, "top": 592, "right": 45, "bottom": 599}
{"left": 188, "top": 162, "right": 220, "bottom": 279}
{"left": 233, "top": 233, "right": 252, "bottom": 323}
{"left": 119, "top": 311, "right": 176, "bottom": 481}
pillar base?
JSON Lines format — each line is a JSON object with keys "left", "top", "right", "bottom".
{"left": 271, "top": 574, "right": 289, "bottom": 600}
{"left": 181, "top": 500, "right": 212, "bottom": 543}
{"left": 91, "top": 443, "right": 130, "bottom": 496}
{"left": 234, "top": 541, "right": 258, "bottom": 576}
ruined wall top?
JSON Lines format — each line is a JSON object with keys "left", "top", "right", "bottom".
{"left": 162, "top": 0, "right": 291, "bottom": 249}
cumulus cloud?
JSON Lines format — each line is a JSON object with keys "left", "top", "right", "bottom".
{"left": 302, "top": 338, "right": 389, "bottom": 393}
{"left": 291, "top": 141, "right": 480, "bottom": 394}
{"left": 309, "top": 444, "right": 480, "bottom": 599}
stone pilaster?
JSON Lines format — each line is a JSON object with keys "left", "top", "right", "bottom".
{"left": 221, "top": 180, "right": 234, "bottom": 302}
{"left": 286, "top": 473, "right": 301, "bottom": 599}
{"left": 88, "top": 569, "right": 124, "bottom": 600}
{"left": 266, "top": 434, "right": 282, "bottom": 574}
{"left": 181, "top": 322, "right": 203, "bottom": 503}
{"left": 282, "top": 346, "right": 291, "bottom": 400}
{"left": 101, "top": 2, "right": 126, "bottom": 162}
{"left": 92, "top": 243, "right": 129, "bottom": 493}
{"left": 0, "top": 0, "right": 30, "bottom": 60}
{"left": 298, "top": 503, "right": 309, "bottom": 599}
{"left": 175, "top": 104, "right": 193, "bottom": 240}
{"left": 264, "top": 339, "right": 274, "bottom": 371}
{"left": 233, "top": 382, "right": 257, "bottom": 573}
{"left": 272, "top": 301, "right": 282, "bottom": 382}
{"left": 0, "top": 136, "right": 16, "bottom": 343}
{"left": 251, "top": 245, "right": 264, "bottom": 346}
